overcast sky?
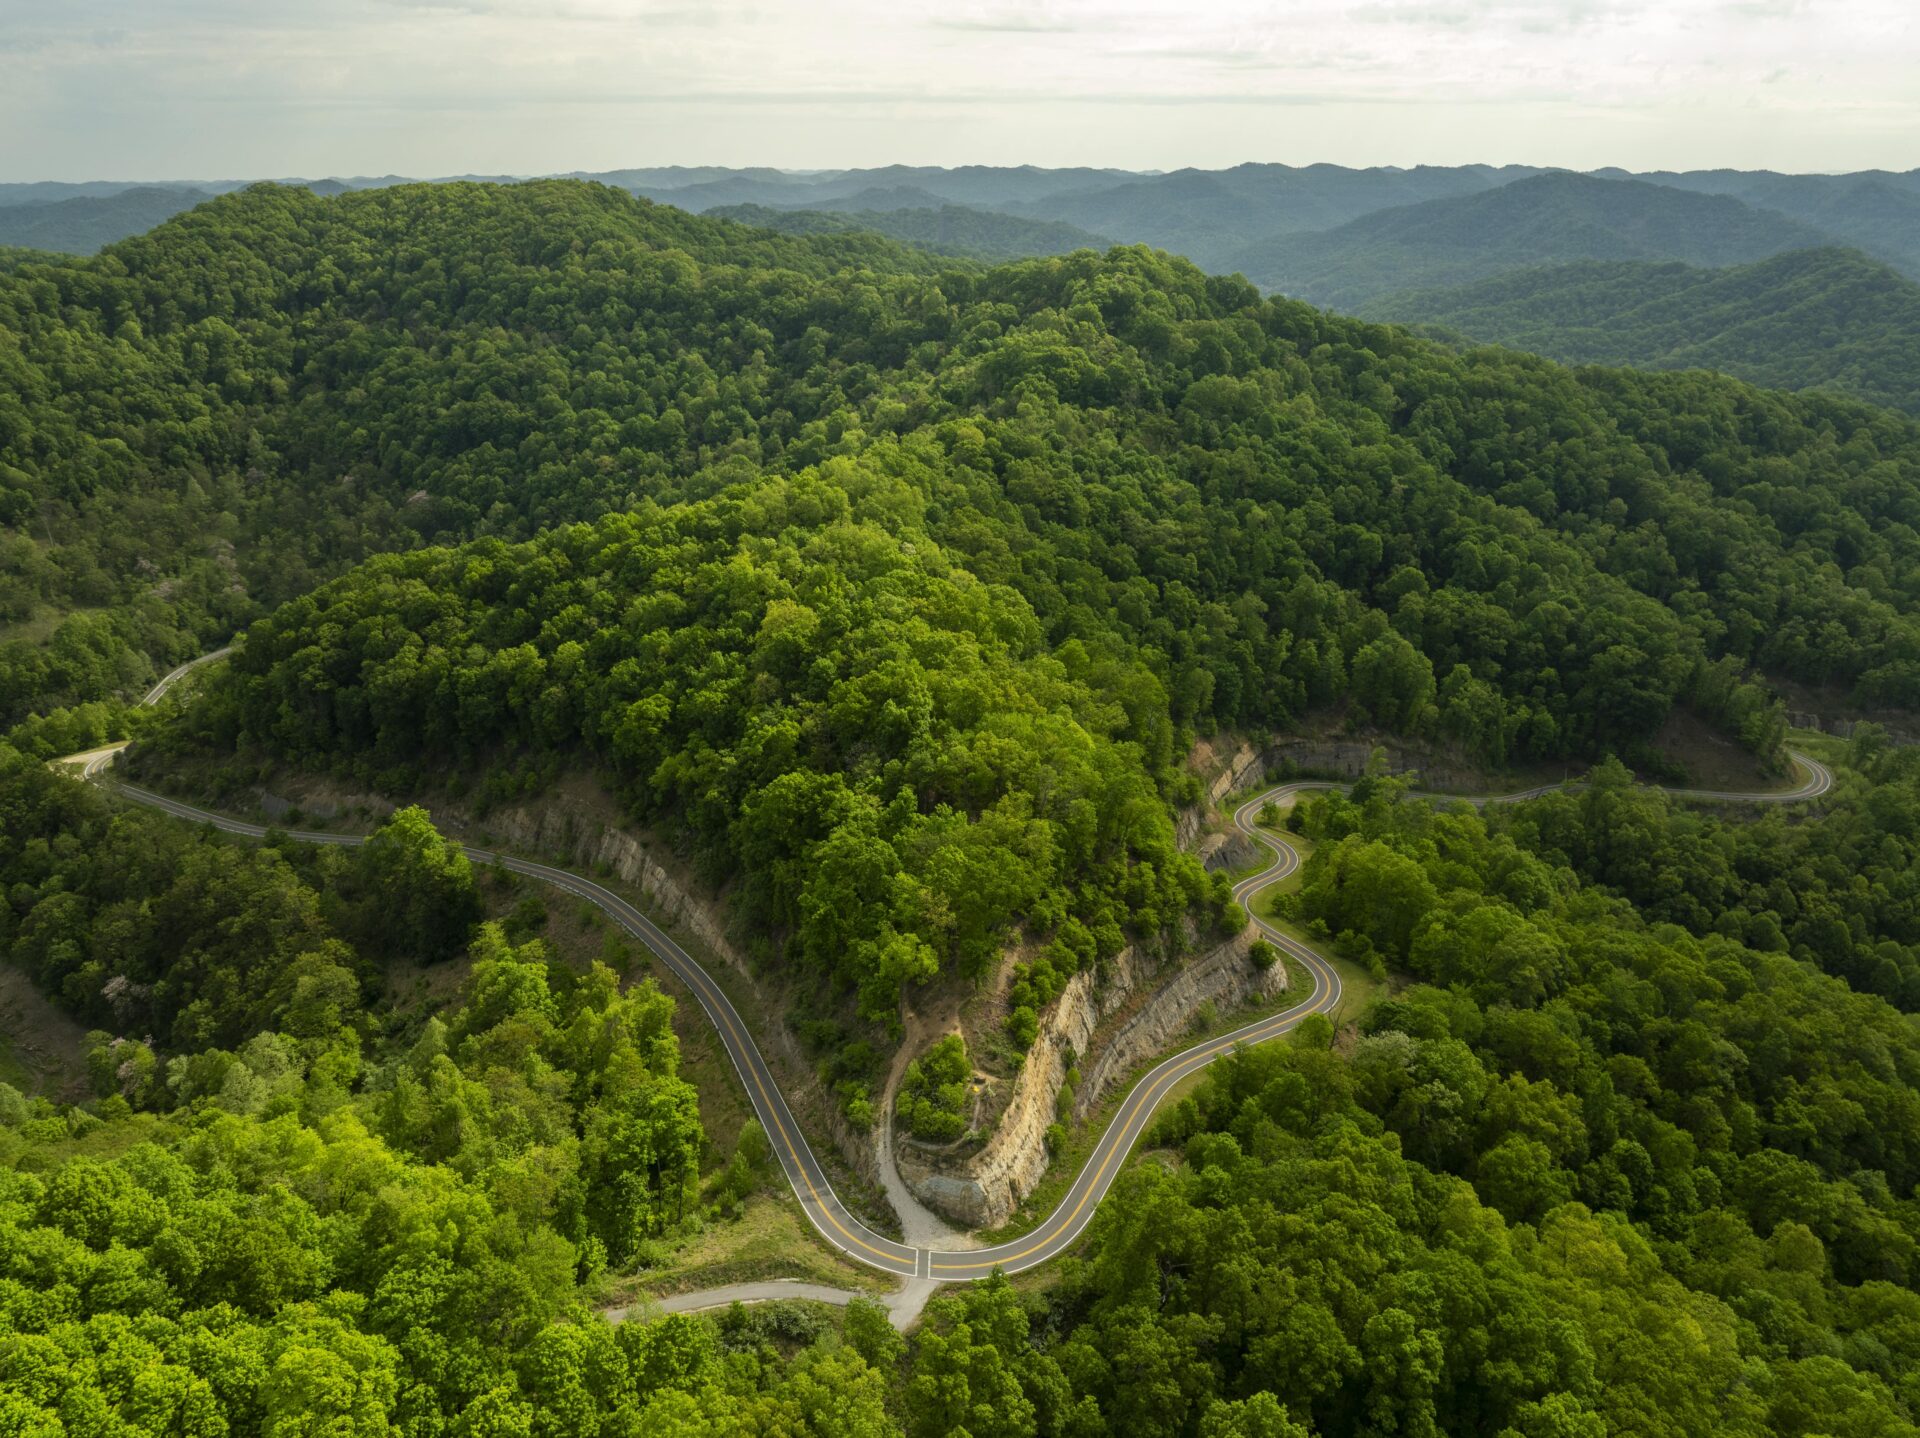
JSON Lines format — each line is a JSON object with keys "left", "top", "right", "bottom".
{"left": 2, "top": 0, "right": 1914, "bottom": 181}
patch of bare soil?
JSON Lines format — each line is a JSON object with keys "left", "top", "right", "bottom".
{"left": 1198, "top": 715, "right": 1580, "bottom": 797}
{"left": 0, "top": 964, "right": 92, "bottom": 1102}
{"left": 1650, "top": 708, "right": 1781, "bottom": 790}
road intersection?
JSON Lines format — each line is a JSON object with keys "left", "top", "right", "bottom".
{"left": 65, "top": 651, "right": 1834, "bottom": 1285}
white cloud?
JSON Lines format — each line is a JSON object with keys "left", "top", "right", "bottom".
{"left": 0, "top": 0, "right": 1912, "bottom": 177}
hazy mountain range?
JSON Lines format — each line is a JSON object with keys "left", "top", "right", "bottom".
{"left": 5, "top": 161, "right": 1917, "bottom": 417}
{"left": 7, "top": 162, "right": 1918, "bottom": 278}
{"left": 707, "top": 202, "right": 1108, "bottom": 261}
{"left": 1366, "top": 246, "right": 1920, "bottom": 416}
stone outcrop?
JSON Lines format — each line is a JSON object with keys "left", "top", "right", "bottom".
{"left": 885, "top": 733, "right": 1293, "bottom": 1230}
{"left": 1263, "top": 737, "right": 1484, "bottom": 792}
{"left": 1072, "top": 932, "right": 1275, "bottom": 1121}
{"left": 1206, "top": 741, "right": 1268, "bottom": 805}
{"left": 1176, "top": 739, "right": 1268, "bottom": 847}
{"left": 894, "top": 926, "right": 1277, "bottom": 1229}
{"left": 1197, "top": 829, "right": 1260, "bottom": 872}
{"left": 482, "top": 800, "right": 751, "bottom": 979}
{"left": 896, "top": 726, "right": 1476, "bottom": 1230}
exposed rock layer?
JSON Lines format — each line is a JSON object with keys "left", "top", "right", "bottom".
{"left": 895, "top": 925, "right": 1275, "bottom": 1229}
{"left": 424, "top": 790, "right": 890, "bottom": 1189}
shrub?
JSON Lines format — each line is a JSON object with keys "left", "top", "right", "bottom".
{"left": 1006, "top": 1005, "right": 1040, "bottom": 1051}
{"left": 897, "top": 1035, "right": 972, "bottom": 1141}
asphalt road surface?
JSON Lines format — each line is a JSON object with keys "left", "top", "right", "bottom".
{"left": 66, "top": 650, "right": 1835, "bottom": 1282}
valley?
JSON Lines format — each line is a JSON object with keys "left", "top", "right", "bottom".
{"left": 7, "top": 156, "right": 1920, "bottom": 1436}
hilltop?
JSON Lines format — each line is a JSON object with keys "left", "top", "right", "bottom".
{"left": 1367, "top": 246, "right": 1920, "bottom": 414}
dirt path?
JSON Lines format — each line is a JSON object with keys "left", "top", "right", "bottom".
{"left": 878, "top": 996, "right": 971, "bottom": 1251}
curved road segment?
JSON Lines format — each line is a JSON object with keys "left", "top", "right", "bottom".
{"left": 68, "top": 652, "right": 1835, "bottom": 1282}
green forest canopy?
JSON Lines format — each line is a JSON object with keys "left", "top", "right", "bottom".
{"left": 1366, "top": 246, "right": 1920, "bottom": 417}
{"left": 9, "top": 734, "right": 1920, "bottom": 1434}
{"left": 5, "top": 176, "right": 1920, "bottom": 1435}
{"left": 4, "top": 178, "right": 1920, "bottom": 759}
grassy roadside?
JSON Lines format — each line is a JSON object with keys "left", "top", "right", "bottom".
{"left": 1786, "top": 727, "right": 1849, "bottom": 768}
{"left": 595, "top": 1194, "right": 892, "bottom": 1304}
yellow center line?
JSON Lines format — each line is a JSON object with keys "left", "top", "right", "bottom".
{"left": 576, "top": 879, "right": 914, "bottom": 1270}
{"left": 932, "top": 906, "right": 1339, "bottom": 1273}
{"left": 89, "top": 692, "right": 1821, "bottom": 1284}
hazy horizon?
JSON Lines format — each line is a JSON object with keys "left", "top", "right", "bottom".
{"left": 2, "top": 159, "right": 1914, "bottom": 190}
{"left": 4, "top": 1, "right": 1914, "bottom": 183}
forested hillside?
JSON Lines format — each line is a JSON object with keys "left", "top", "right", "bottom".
{"left": 8, "top": 178, "right": 1920, "bottom": 749}
{"left": 9, "top": 175, "right": 1920, "bottom": 1435}
{"left": 1227, "top": 172, "right": 1838, "bottom": 309}
{"left": 1622, "top": 169, "right": 1920, "bottom": 276}
{"left": 0, "top": 181, "right": 949, "bottom": 726}
{"left": 994, "top": 162, "right": 1538, "bottom": 270}
{"left": 629, "top": 162, "right": 1919, "bottom": 278}
{"left": 711, "top": 202, "right": 1108, "bottom": 260}
{"left": 174, "top": 469, "right": 1240, "bottom": 1021}
{"left": 1368, "top": 247, "right": 1920, "bottom": 415}
{"left": 11, "top": 738, "right": 1920, "bottom": 1432}
{"left": 0, "top": 755, "right": 784, "bottom": 1434}
{"left": 0, "top": 186, "right": 211, "bottom": 256}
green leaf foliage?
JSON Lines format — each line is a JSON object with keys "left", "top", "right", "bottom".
{"left": 5, "top": 176, "right": 1920, "bottom": 751}
{"left": 897, "top": 1035, "right": 972, "bottom": 1142}
{"left": 184, "top": 462, "right": 1216, "bottom": 1017}
{"left": 1367, "top": 247, "right": 1920, "bottom": 416}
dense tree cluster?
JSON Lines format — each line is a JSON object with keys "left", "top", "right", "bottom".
{"left": 841, "top": 766, "right": 1920, "bottom": 1436}
{"left": 168, "top": 462, "right": 1239, "bottom": 1025}
{"left": 0, "top": 762, "right": 746, "bottom": 1436}
{"left": 6, "top": 179, "right": 1920, "bottom": 750}
{"left": 1499, "top": 731, "right": 1920, "bottom": 1010}
{"left": 711, "top": 202, "right": 1109, "bottom": 262}
{"left": 1280, "top": 771, "right": 1920, "bottom": 1289}
{"left": 11, "top": 176, "right": 1920, "bottom": 1436}
{"left": 1226, "top": 171, "right": 1837, "bottom": 308}
{"left": 896, "top": 1035, "right": 972, "bottom": 1142}
{"left": 1368, "top": 246, "right": 1920, "bottom": 416}
{"left": 1052, "top": 1031, "right": 1920, "bottom": 1438}
{"left": 0, "top": 180, "right": 947, "bottom": 726}
{"left": 0, "top": 761, "right": 480, "bottom": 1051}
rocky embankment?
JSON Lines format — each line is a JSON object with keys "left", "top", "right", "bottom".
{"left": 890, "top": 741, "right": 1282, "bottom": 1221}
{"left": 482, "top": 801, "right": 747, "bottom": 979}
{"left": 471, "top": 796, "right": 893, "bottom": 1186}
{"left": 894, "top": 926, "right": 1276, "bottom": 1228}
{"left": 893, "top": 729, "right": 1476, "bottom": 1230}
{"left": 892, "top": 738, "right": 1286, "bottom": 1231}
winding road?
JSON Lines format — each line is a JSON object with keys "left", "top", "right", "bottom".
{"left": 65, "top": 651, "right": 1834, "bottom": 1289}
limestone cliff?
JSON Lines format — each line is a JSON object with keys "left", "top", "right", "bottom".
{"left": 894, "top": 925, "right": 1278, "bottom": 1229}
{"left": 886, "top": 736, "right": 1290, "bottom": 1230}
{"left": 480, "top": 800, "right": 751, "bottom": 983}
